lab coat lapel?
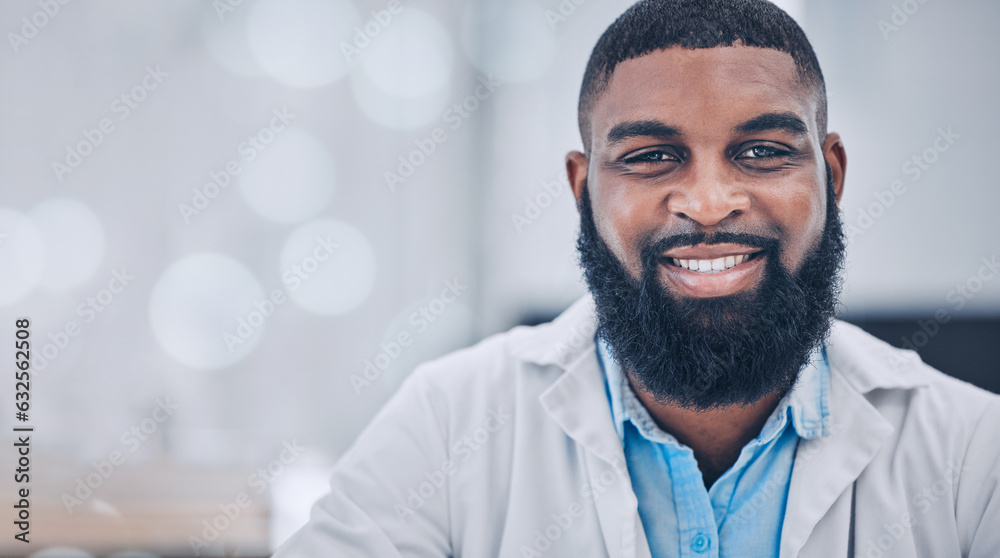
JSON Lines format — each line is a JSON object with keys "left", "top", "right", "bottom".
{"left": 779, "top": 366, "right": 894, "bottom": 558}
{"left": 539, "top": 346, "right": 622, "bottom": 467}
{"left": 778, "top": 320, "right": 929, "bottom": 557}
{"left": 536, "top": 313, "right": 650, "bottom": 558}
{"left": 580, "top": 448, "right": 650, "bottom": 558}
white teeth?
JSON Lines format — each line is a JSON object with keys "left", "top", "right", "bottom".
{"left": 671, "top": 253, "right": 756, "bottom": 273}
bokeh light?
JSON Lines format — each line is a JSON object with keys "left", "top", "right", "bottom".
{"left": 247, "top": 0, "right": 359, "bottom": 88}
{"left": 351, "top": 8, "right": 454, "bottom": 129}
{"left": 30, "top": 198, "right": 105, "bottom": 291}
{"left": 0, "top": 208, "right": 45, "bottom": 306}
{"left": 279, "top": 219, "right": 376, "bottom": 315}
{"left": 149, "top": 253, "right": 266, "bottom": 369}
{"left": 239, "top": 129, "right": 337, "bottom": 224}
{"left": 461, "top": 0, "right": 555, "bottom": 83}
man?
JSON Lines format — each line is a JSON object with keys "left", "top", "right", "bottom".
{"left": 275, "top": 1, "right": 1000, "bottom": 556}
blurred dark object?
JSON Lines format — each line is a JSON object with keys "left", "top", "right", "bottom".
{"left": 843, "top": 316, "right": 1000, "bottom": 394}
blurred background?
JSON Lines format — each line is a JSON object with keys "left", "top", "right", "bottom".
{"left": 0, "top": 0, "right": 997, "bottom": 555}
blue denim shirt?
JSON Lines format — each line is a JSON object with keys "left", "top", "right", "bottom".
{"left": 597, "top": 338, "right": 832, "bottom": 558}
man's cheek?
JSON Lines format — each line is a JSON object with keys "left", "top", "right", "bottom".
{"left": 613, "top": 240, "right": 645, "bottom": 281}
{"left": 774, "top": 248, "right": 799, "bottom": 275}
{"left": 596, "top": 221, "right": 632, "bottom": 266}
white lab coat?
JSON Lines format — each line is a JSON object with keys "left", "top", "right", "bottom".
{"left": 275, "top": 295, "right": 1000, "bottom": 558}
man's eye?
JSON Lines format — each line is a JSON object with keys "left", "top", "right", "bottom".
{"left": 737, "top": 145, "right": 787, "bottom": 159}
{"left": 624, "top": 150, "right": 678, "bottom": 164}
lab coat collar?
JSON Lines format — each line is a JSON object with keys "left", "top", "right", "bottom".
{"left": 523, "top": 294, "right": 932, "bottom": 558}
{"left": 512, "top": 294, "right": 600, "bottom": 368}
{"left": 825, "top": 319, "right": 931, "bottom": 393}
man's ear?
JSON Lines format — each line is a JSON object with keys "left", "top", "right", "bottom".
{"left": 566, "top": 150, "right": 589, "bottom": 211}
{"left": 822, "top": 133, "right": 847, "bottom": 206}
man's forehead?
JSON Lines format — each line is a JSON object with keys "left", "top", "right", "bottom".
{"left": 591, "top": 45, "right": 817, "bottom": 144}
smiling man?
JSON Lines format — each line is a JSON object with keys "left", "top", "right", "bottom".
{"left": 275, "top": 1, "right": 1000, "bottom": 557}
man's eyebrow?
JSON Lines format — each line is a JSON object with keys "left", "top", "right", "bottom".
{"left": 606, "top": 120, "right": 682, "bottom": 145}
{"left": 734, "top": 112, "right": 809, "bottom": 136}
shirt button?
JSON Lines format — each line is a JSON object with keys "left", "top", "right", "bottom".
{"left": 690, "top": 533, "right": 711, "bottom": 553}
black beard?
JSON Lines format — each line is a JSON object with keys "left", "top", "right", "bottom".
{"left": 577, "top": 169, "right": 846, "bottom": 410}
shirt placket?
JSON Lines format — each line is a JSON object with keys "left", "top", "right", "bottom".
{"left": 663, "top": 445, "right": 719, "bottom": 558}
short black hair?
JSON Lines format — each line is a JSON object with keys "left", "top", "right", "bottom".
{"left": 578, "top": 0, "right": 826, "bottom": 154}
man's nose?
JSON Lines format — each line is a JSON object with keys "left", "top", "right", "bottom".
{"left": 665, "top": 161, "right": 751, "bottom": 226}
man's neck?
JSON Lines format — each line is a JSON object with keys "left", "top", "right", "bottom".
{"left": 628, "top": 375, "right": 786, "bottom": 488}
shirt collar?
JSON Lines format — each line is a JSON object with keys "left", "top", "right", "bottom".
{"left": 598, "top": 336, "right": 832, "bottom": 447}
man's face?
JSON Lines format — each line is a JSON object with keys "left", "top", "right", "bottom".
{"left": 568, "top": 45, "right": 848, "bottom": 408}
{"left": 577, "top": 45, "right": 842, "bottom": 293}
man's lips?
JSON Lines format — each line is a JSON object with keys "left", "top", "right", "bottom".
{"left": 658, "top": 243, "right": 767, "bottom": 297}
